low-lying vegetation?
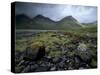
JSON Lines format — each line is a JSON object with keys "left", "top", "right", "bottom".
{"left": 15, "top": 26, "right": 97, "bottom": 73}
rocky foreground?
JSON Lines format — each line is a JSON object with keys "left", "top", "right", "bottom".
{"left": 15, "top": 29, "right": 97, "bottom": 73}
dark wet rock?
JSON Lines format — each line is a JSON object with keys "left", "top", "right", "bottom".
{"left": 35, "top": 66, "right": 49, "bottom": 72}
{"left": 61, "top": 55, "right": 67, "bottom": 61}
{"left": 15, "top": 59, "right": 20, "bottom": 66}
{"left": 15, "top": 67, "right": 21, "bottom": 73}
{"left": 17, "top": 60, "right": 24, "bottom": 66}
{"left": 40, "top": 63, "right": 47, "bottom": 67}
{"left": 28, "top": 61, "right": 35, "bottom": 65}
{"left": 74, "top": 57, "right": 80, "bottom": 64}
{"left": 75, "top": 49, "right": 93, "bottom": 62}
{"left": 52, "top": 57, "right": 60, "bottom": 63}
{"left": 40, "top": 61, "right": 49, "bottom": 67}
{"left": 40, "top": 56, "right": 52, "bottom": 62}
{"left": 36, "top": 46, "right": 46, "bottom": 60}
{"left": 47, "top": 62, "right": 54, "bottom": 67}
{"left": 68, "top": 67, "right": 73, "bottom": 70}
{"left": 74, "top": 57, "right": 81, "bottom": 68}
{"left": 42, "top": 62, "right": 54, "bottom": 68}
{"left": 79, "top": 62, "right": 90, "bottom": 68}
{"left": 22, "top": 65, "right": 31, "bottom": 73}
{"left": 23, "top": 45, "right": 45, "bottom": 61}
{"left": 20, "top": 61, "right": 29, "bottom": 66}
{"left": 65, "top": 57, "right": 75, "bottom": 69}
{"left": 23, "top": 47, "right": 37, "bottom": 61}
{"left": 79, "top": 67, "right": 85, "bottom": 69}
{"left": 15, "top": 51, "right": 23, "bottom": 58}
{"left": 15, "top": 66, "right": 25, "bottom": 73}
{"left": 30, "top": 64, "right": 39, "bottom": 72}
{"left": 58, "top": 61, "right": 66, "bottom": 68}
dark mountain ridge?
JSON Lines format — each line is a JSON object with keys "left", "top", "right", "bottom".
{"left": 16, "top": 14, "right": 84, "bottom": 29}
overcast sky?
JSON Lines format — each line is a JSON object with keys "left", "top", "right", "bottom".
{"left": 15, "top": 2, "right": 97, "bottom": 23}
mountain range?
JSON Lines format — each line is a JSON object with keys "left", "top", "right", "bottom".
{"left": 15, "top": 14, "right": 96, "bottom": 30}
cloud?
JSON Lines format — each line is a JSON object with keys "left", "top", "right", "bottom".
{"left": 15, "top": 2, "right": 97, "bottom": 23}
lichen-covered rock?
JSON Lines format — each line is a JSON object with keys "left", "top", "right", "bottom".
{"left": 77, "top": 43, "right": 87, "bottom": 51}
{"left": 75, "top": 50, "right": 91, "bottom": 62}
{"left": 75, "top": 42, "right": 95, "bottom": 62}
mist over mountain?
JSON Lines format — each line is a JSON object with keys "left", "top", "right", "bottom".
{"left": 15, "top": 2, "right": 97, "bottom": 23}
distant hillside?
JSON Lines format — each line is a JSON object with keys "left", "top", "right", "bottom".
{"left": 16, "top": 14, "right": 82, "bottom": 29}
{"left": 31, "top": 15, "right": 57, "bottom": 29}
{"left": 16, "top": 14, "right": 31, "bottom": 29}
{"left": 57, "top": 16, "right": 82, "bottom": 29}
{"left": 82, "top": 21, "right": 97, "bottom": 27}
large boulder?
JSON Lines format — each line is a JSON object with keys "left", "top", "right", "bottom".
{"left": 76, "top": 43, "right": 95, "bottom": 62}
{"left": 77, "top": 43, "right": 87, "bottom": 51}
{"left": 23, "top": 42, "right": 45, "bottom": 61}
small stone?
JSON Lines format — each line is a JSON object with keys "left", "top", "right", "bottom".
{"left": 68, "top": 67, "right": 73, "bottom": 70}
{"left": 40, "top": 63, "right": 46, "bottom": 67}
{"left": 61, "top": 55, "right": 67, "bottom": 62}
{"left": 58, "top": 61, "right": 65, "bottom": 68}
{"left": 79, "top": 67, "right": 84, "bottom": 69}
{"left": 30, "top": 64, "right": 39, "bottom": 71}
{"left": 66, "top": 59, "right": 70, "bottom": 63}
{"left": 50, "top": 67, "right": 56, "bottom": 71}
{"left": 47, "top": 56, "right": 52, "bottom": 59}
